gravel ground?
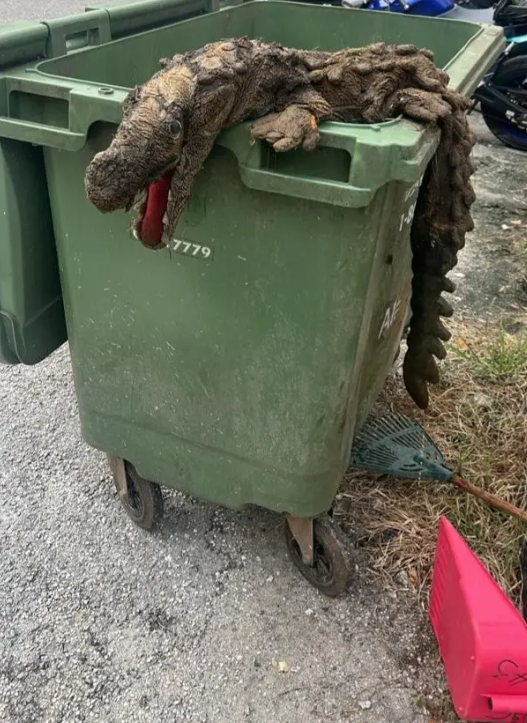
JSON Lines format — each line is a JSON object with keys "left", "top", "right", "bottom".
{"left": 0, "top": 349, "right": 432, "bottom": 723}
{"left": 1, "top": 3, "right": 524, "bottom": 723}
{"left": 453, "top": 115, "right": 527, "bottom": 315}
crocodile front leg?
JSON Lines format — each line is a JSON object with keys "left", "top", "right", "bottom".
{"left": 251, "top": 88, "right": 331, "bottom": 153}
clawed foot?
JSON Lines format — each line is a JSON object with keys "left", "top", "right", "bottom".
{"left": 251, "top": 106, "right": 321, "bottom": 152}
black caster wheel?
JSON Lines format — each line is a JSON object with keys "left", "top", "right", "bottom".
{"left": 116, "top": 462, "right": 164, "bottom": 531}
{"left": 284, "top": 515, "right": 353, "bottom": 597}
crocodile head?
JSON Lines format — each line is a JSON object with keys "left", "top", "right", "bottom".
{"left": 84, "top": 65, "right": 197, "bottom": 249}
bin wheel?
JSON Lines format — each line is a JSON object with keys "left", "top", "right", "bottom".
{"left": 117, "top": 463, "right": 164, "bottom": 531}
{"left": 284, "top": 516, "right": 353, "bottom": 597}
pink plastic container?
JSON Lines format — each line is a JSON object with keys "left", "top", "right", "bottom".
{"left": 430, "top": 517, "right": 527, "bottom": 722}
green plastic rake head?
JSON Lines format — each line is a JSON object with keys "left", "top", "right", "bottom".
{"left": 349, "top": 413, "right": 527, "bottom": 530}
{"left": 349, "top": 413, "right": 453, "bottom": 483}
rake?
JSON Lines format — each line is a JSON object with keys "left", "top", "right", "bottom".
{"left": 349, "top": 412, "right": 527, "bottom": 524}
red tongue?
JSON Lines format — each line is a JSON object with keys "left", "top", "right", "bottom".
{"left": 137, "top": 171, "right": 173, "bottom": 248}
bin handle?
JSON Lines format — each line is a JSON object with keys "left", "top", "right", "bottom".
{"left": 217, "top": 121, "right": 438, "bottom": 209}
{"left": 43, "top": 11, "right": 112, "bottom": 58}
{"left": 0, "top": 118, "right": 86, "bottom": 150}
{"left": 238, "top": 165, "right": 374, "bottom": 208}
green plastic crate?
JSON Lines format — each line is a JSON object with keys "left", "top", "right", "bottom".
{"left": 0, "top": 1, "right": 504, "bottom": 517}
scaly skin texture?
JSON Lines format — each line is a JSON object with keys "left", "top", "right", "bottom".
{"left": 85, "top": 38, "right": 476, "bottom": 410}
{"left": 85, "top": 38, "right": 330, "bottom": 246}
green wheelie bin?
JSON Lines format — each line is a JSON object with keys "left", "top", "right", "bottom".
{"left": 0, "top": 0, "right": 504, "bottom": 595}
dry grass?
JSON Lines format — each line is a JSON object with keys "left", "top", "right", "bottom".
{"left": 336, "top": 315, "right": 527, "bottom": 602}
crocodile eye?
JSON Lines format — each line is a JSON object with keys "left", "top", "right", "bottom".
{"left": 170, "top": 118, "right": 183, "bottom": 135}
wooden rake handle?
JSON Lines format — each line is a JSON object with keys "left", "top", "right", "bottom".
{"left": 451, "top": 474, "right": 527, "bottom": 524}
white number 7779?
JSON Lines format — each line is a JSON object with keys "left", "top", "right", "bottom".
{"left": 171, "top": 239, "right": 212, "bottom": 259}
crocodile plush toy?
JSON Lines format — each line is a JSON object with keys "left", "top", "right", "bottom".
{"left": 85, "top": 38, "right": 476, "bottom": 410}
